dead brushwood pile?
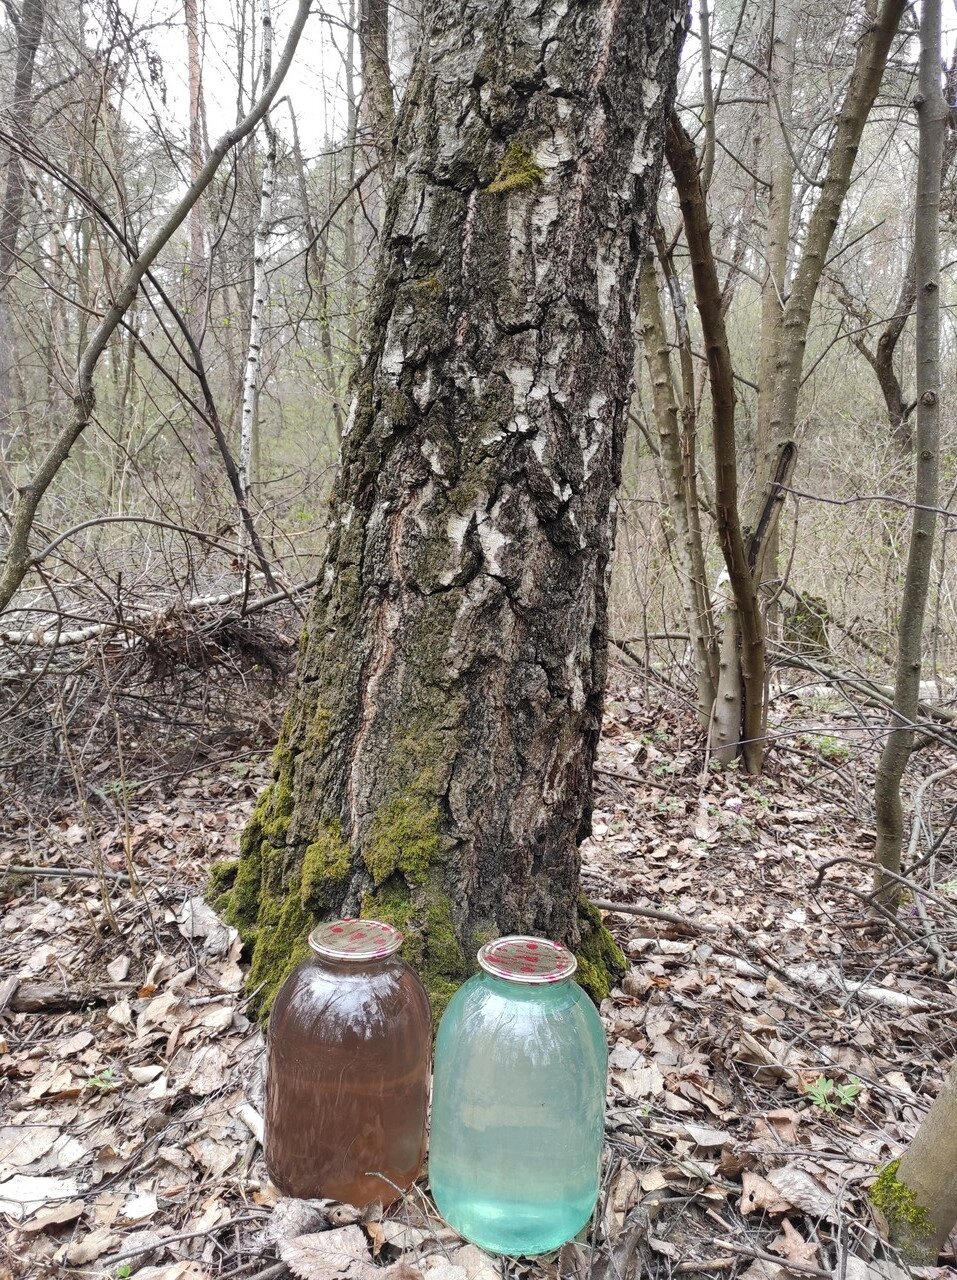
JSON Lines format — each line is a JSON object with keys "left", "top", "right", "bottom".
{"left": 1, "top": 661, "right": 956, "bottom": 1280}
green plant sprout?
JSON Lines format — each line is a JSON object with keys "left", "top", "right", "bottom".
{"left": 803, "top": 1075, "right": 862, "bottom": 1113}
{"left": 87, "top": 1066, "right": 120, "bottom": 1092}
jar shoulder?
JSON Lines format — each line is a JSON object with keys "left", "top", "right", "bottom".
{"left": 270, "top": 958, "right": 431, "bottom": 1041}
{"left": 436, "top": 977, "right": 607, "bottom": 1063}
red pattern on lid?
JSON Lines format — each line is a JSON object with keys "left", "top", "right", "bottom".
{"left": 308, "top": 919, "right": 403, "bottom": 961}
{"left": 477, "top": 935, "right": 577, "bottom": 984}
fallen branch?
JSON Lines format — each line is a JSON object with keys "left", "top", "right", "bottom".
{"left": 0, "top": 576, "right": 318, "bottom": 649}
{"left": 772, "top": 646, "right": 957, "bottom": 730}
{"left": 2, "top": 979, "right": 136, "bottom": 1013}
{"left": 3, "top": 863, "right": 131, "bottom": 882}
{"left": 594, "top": 899, "right": 944, "bottom": 1011}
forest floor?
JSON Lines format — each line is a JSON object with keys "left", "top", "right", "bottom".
{"left": 1, "top": 651, "right": 956, "bottom": 1280}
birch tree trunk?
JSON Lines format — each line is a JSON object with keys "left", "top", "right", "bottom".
{"left": 220, "top": 0, "right": 687, "bottom": 1011}
{"left": 873, "top": 0, "right": 945, "bottom": 903}
{"left": 239, "top": 0, "right": 275, "bottom": 524}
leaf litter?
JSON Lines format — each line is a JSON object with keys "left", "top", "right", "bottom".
{"left": 1, "top": 664, "right": 956, "bottom": 1279}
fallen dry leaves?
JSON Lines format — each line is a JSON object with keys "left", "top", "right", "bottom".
{"left": 1, "top": 669, "right": 955, "bottom": 1279}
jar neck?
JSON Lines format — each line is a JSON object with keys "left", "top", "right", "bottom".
{"left": 480, "top": 972, "right": 574, "bottom": 1000}
{"left": 309, "top": 951, "right": 399, "bottom": 978}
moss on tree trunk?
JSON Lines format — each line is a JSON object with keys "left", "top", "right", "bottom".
{"left": 219, "top": 0, "right": 685, "bottom": 1016}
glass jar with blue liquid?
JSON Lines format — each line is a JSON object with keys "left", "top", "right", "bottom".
{"left": 429, "top": 935, "right": 608, "bottom": 1256}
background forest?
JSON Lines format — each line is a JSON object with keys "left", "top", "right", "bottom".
{"left": 2, "top": 0, "right": 957, "bottom": 1276}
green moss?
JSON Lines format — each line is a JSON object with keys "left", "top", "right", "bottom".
{"left": 208, "top": 859, "right": 238, "bottom": 896}
{"left": 254, "top": 772, "right": 295, "bottom": 847}
{"left": 575, "top": 897, "right": 626, "bottom": 1004}
{"left": 208, "top": 859, "right": 238, "bottom": 914}
{"left": 365, "top": 789, "right": 441, "bottom": 886}
{"left": 304, "top": 706, "right": 331, "bottom": 752}
{"left": 486, "top": 142, "right": 545, "bottom": 195}
{"left": 245, "top": 875, "right": 313, "bottom": 1013}
{"left": 363, "top": 874, "right": 467, "bottom": 1019}
{"left": 869, "top": 1159, "right": 935, "bottom": 1261}
{"left": 301, "top": 821, "right": 352, "bottom": 912}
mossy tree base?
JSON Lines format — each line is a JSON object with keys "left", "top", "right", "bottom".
{"left": 870, "top": 1160, "right": 937, "bottom": 1265}
{"left": 869, "top": 1062, "right": 957, "bottom": 1264}
{"left": 217, "top": 0, "right": 684, "bottom": 1018}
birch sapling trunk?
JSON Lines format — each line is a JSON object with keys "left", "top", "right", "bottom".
{"left": 219, "top": 0, "right": 687, "bottom": 1012}
{"left": 239, "top": 0, "right": 276, "bottom": 528}
{"left": 873, "top": 0, "right": 945, "bottom": 905}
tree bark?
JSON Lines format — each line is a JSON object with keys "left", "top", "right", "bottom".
{"left": 873, "top": 0, "right": 945, "bottom": 904}
{"left": 872, "top": 1061, "right": 957, "bottom": 1263}
{"left": 222, "top": 0, "right": 687, "bottom": 1011}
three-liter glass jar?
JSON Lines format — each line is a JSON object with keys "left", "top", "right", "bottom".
{"left": 429, "top": 936, "right": 608, "bottom": 1256}
{"left": 264, "top": 919, "right": 432, "bottom": 1207}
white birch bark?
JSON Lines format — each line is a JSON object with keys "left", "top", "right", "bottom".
{"left": 238, "top": 0, "right": 275, "bottom": 543}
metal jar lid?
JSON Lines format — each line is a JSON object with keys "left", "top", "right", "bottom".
{"left": 477, "top": 935, "right": 578, "bottom": 984}
{"left": 308, "top": 919, "right": 404, "bottom": 961}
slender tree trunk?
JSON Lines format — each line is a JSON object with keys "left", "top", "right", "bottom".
{"left": 754, "top": 0, "right": 796, "bottom": 594}
{"left": 185, "top": 0, "right": 212, "bottom": 500}
{"left": 0, "top": 0, "right": 45, "bottom": 499}
{"left": 873, "top": 0, "right": 945, "bottom": 904}
{"left": 358, "top": 0, "right": 394, "bottom": 218}
{"left": 221, "top": 0, "right": 687, "bottom": 1012}
{"left": 666, "top": 112, "right": 765, "bottom": 772}
{"left": 872, "top": 1061, "right": 957, "bottom": 1263}
{"left": 287, "top": 104, "right": 346, "bottom": 442}
{"left": 637, "top": 253, "right": 717, "bottom": 725}
{"left": 239, "top": 0, "right": 275, "bottom": 527}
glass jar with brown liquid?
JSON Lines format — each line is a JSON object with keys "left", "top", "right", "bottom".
{"left": 265, "top": 919, "right": 432, "bottom": 1207}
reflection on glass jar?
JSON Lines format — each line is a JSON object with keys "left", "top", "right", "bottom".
{"left": 429, "top": 935, "right": 608, "bottom": 1255}
{"left": 265, "top": 919, "right": 432, "bottom": 1207}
